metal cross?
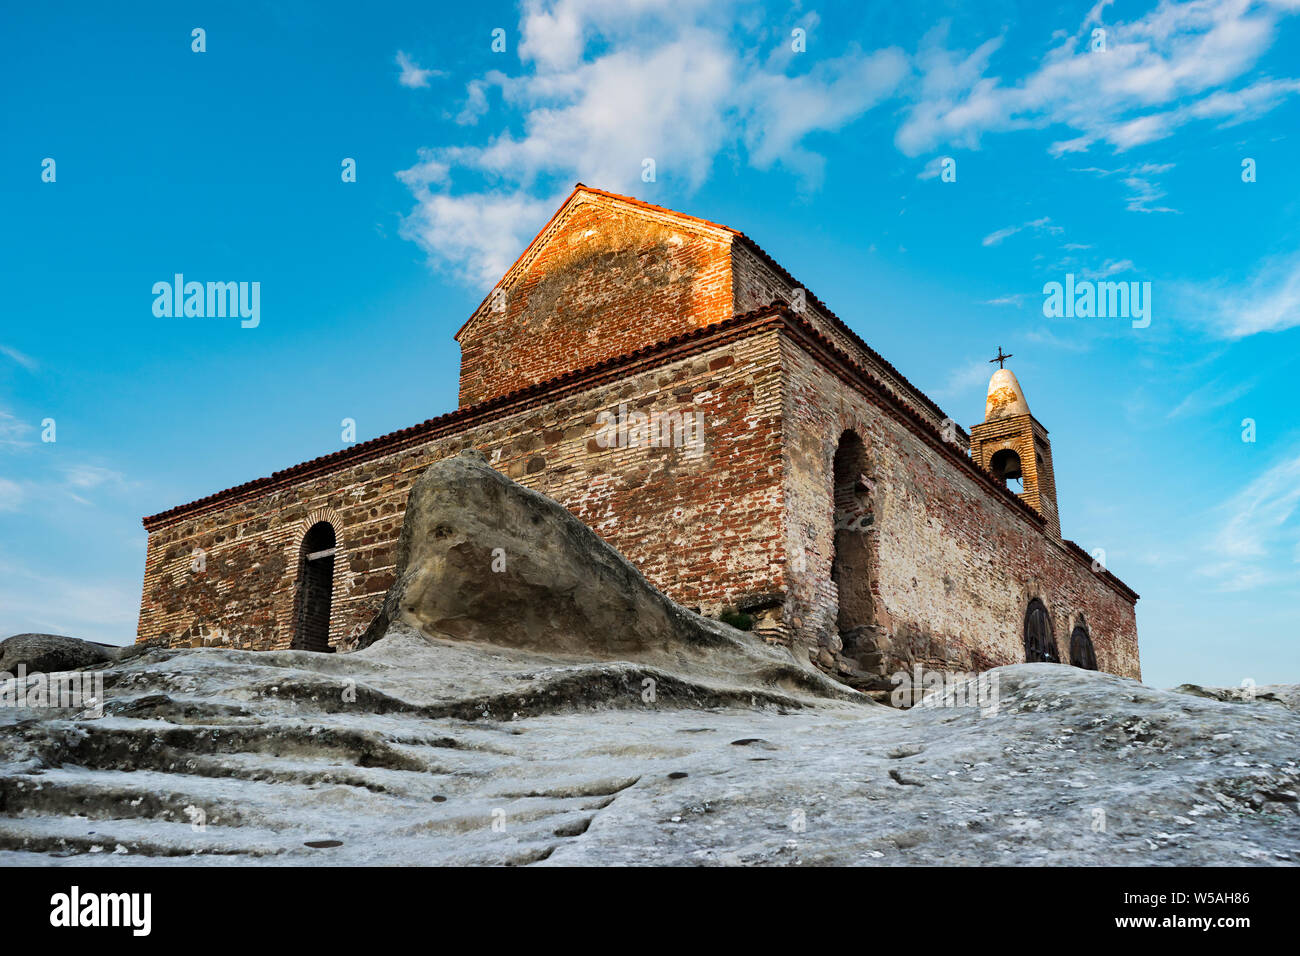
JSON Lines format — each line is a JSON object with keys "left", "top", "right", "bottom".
{"left": 989, "top": 346, "right": 1013, "bottom": 369}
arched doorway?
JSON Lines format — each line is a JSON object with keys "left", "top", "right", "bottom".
{"left": 1069, "top": 624, "right": 1098, "bottom": 670}
{"left": 1023, "top": 598, "right": 1059, "bottom": 663}
{"left": 292, "top": 521, "right": 336, "bottom": 652}
{"left": 831, "top": 431, "right": 874, "bottom": 648}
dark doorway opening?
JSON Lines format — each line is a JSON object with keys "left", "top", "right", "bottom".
{"left": 292, "top": 522, "right": 336, "bottom": 652}
{"left": 831, "top": 431, "right": 874, "bottom": 645}
{"left": 1070, "top": 625, "right": 1098, "bottom": 670}
{"left": 1023, "top": 598, "right": 1059, "bottom": 663}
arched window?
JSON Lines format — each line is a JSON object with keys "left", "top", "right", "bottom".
{"left": 292, "top": 522, "right": 336, "bottom": 652}
{"left": 831, "top": 430, "right": 874, "bottom": 643}
{"left": 1023, "top": 598, "right": 1059, "bottom": 663}
{"left": 1069, "top": 624, "right": 1098, "bottom": 670}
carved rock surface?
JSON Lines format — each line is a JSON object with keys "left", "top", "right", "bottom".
{"left": 0, "top": 647, "right": 1296, "bottom": 865}
{"left": 0, "top": 457, "right": 1294, "bottom": 865}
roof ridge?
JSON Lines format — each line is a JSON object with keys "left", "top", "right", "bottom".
{"left": 453, "top": 185, "right": 955, "bottom": 427}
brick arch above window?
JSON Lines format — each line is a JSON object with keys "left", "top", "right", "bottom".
{"left": 294, "top": 507, "right": 345, "bottom": 550}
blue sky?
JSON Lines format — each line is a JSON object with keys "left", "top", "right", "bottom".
{"left": 1, "top": 0, "right": 1297, "bottom": 688}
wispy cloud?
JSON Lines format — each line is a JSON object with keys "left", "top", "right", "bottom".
{"left": 63, "top": 464, "right": 129, "bottom": 492}
{"left": 984, "top": 293, "right": 1028, "bottom": 306}
{"left": 1178, "top": 249, "right": 1300, "bottom": 338}
{"left": 932, "top": 359, "right": 994, "bottom": 400}
{"left": 1166, "top": 373, "right": 1257, "bottom": 419}
{"left": 1078, "top": 258, "right": 1137, "bottom": 280}
{"left": 916, "top": 156, "right": 948, "bottom": 180}
{"left": 1121, "top": 174, "right": 1177, "bottom": 214}
{"left": 1220, "top": 253, "right": 1300, "bottom": 338}
{"left": 1198, "top": 450, "right": 1300, "bottom": 592}
{"left": 0, "top": 345, "right": 37, "bottom": 371}
{"left": 0, "top": 477, "right": 23, "bottom": 512}
{"left": 981, "top": 216, "right": 1062, "bottom": 247}
{"left": 0, "top": 461, "right": 134, "bottom": 511}
{"left": 1073, "top": 161, "right": 1178, "bottom": 213}
{"left": 0, "top": 411, "right": 34, "bottom": 450}
{"left": 58, "top": 464, "right": 133, "bottom": 505}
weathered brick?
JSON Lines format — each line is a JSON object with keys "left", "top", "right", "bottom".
{"left": 136, "top": 187, "right": 1139, "bottom": 681}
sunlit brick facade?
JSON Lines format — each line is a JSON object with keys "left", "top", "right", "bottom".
{"left": 138, "top": 186, "right": 1139, "bottom": 680}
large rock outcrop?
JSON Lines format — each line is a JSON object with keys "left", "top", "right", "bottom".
{"left": 353, "top": 450, "right": 848, "bottom": 699}
{"left": 360, "top": 449, "right": 732, "bottom": 656}
{"left": 0, "top": 634, "right": 120, "bottom": 674}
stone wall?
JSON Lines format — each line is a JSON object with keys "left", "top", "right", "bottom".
{"left": 778, "top": 333, "right": 1140, "bottom": 680}
{"left": 138, "top": 329, "right": 788, "bottom": 651}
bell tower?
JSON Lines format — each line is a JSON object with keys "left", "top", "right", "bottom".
{"left": 968, "top": 350, "right": 1060, "bottom": 537}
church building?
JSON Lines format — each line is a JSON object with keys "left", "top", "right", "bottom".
{"left": 137, "top": 185, "right": 1140, "bottom": 681}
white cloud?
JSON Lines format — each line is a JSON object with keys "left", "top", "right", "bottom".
{"left": 982, "top": 225, "right": 1022, "bottom": 247}
{"left": 1121, "top": 172, "right": 1178, "bottom": 213}
{"left": 397, "top": 185, "right": 557, "bottom": 290}
{"left": 1184, "top": 76, "right": 1300, "bottom": 123}
{"left": 896, "top": 0, "right": 1300, "bottom": 157}
{"left": 455, "top": 78, "right": 493, "bottom": 126}
{"left": 917, "top": 156, "right": 947, "bottom": 179}
{"left": 1229, "top": 256, "right": 1300, "bottom": 337}
{"left": 397, "top": 2, "right": 908, "bottom": 286}
{"left": 396, "top": 51, "right": 441, "bottom": 88}
{"left": 740, "top": 47, "right": 909, "bottom": 184}
{"left": 396, "top": 0, "right": 1300, "bottom": 288}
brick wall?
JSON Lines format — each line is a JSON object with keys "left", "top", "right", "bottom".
{"left": 778, "top": 333, "right": 1140, "bottom": 680}
{"left": 456, "top": 193, "right": 734, "bottom": 407}
{"left": 138, "top": 330, "right": 787, "bottom": 650}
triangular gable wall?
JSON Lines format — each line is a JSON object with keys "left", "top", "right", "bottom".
{"left": 455, "top": 186, "right": 737, "bottom": 407}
